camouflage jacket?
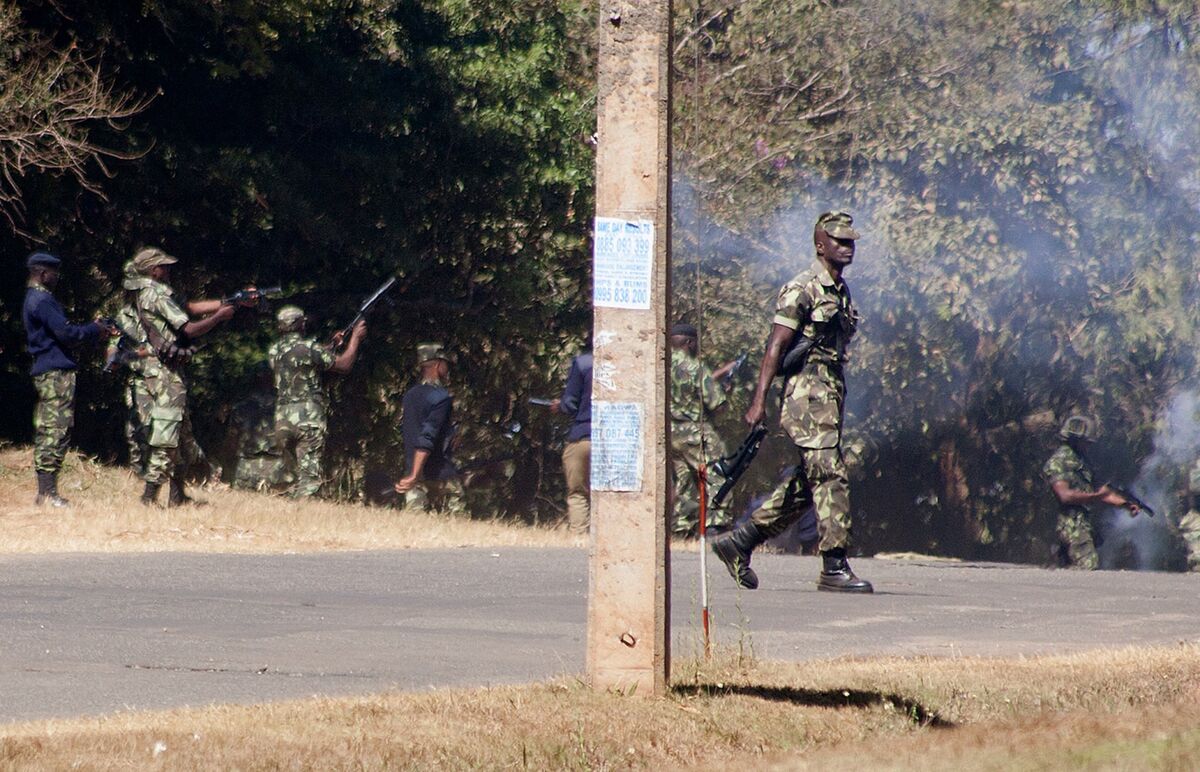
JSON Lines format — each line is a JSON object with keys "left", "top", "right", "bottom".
{"left": 773, "top": 259, "right": 858, "bottom": 448}
{"left": 1043, "top": 443, "right": 1093, "bottom": 515}
{"left": 134, "top": 278, "right": 190, "bottom": 374}
{"left": 268, "top": 332, "right": 335, "bottom": 418}
{"left": 232, "top": 391, "right": 280, "bottom": 458}
{"left": 669, "top": 348, "right": 725, "bottom": 429}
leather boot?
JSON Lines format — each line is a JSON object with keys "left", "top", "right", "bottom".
{"left": 141, "top": 482, "right": 161, "bottom": 506}
{"left": 818, "top": 548, "right": 874, "bottom": 593}
{"left": 35, "top": 471, "right": 69, "bottom": 507}
{"left": 711, "top": 521, "right": 767, "bottom": 590}
{"left": 168, "top": 477, "right": 190, "bottom": 508}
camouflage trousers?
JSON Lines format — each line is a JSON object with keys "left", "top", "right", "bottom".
{"left": 276, "top": 419, "right": 326, "bottom": 498}
{"left": 142, "top": 367, "right": 191, "bottom": 484}
{"left": 749, "top": 445, "right": 850, "bottom": 553}
{"left": 1055, "top": 510, "right": 1098, "bottom": 570}
{"left": 124, "top": 376, "right": 152, "bottom": 476}
{"left": 233, "top": 454, "right": 287, "bottom": 492}
{"left": 32, "top": 369, "right": 76, "bottom": 474}
{"left": 1175, "top": 510, "right": 1200, "bottom": 572}
{"left": 405, "top": 477, "right": 468, "bottom": 517}
{"left": 670, "top": 430, "right": 730, "bottom": 534}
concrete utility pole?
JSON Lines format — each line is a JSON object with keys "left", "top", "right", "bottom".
{"left": 586, "top": 0, "right": 672, "bottom": 695}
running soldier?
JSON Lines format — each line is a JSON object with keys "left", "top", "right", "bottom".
{"left": 268, "top": 306, "right": 366, "bottom": 498}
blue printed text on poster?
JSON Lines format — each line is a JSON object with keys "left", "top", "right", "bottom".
{"left": 593, "top": 218, "right": 653, "bottom": 310}
{"left": 590, "top": 401, "right": 644, "bottom": 491}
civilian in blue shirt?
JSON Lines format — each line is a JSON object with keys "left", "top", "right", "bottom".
{"left": 21, "top": 252, "right": 111, "bottom": 506}
{"left": 554, "top": 351, "right": 592, "bottom": 533}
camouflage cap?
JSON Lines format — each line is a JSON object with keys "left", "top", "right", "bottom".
{"left": 815, "top": 211, "right": 861, "bottom": 240}
{"left": 1059, "top": 415, "right": 1096, "bottom": 442}
{"left": 121, "top": 259, "right": 147, "bottom": 290}
{"left": 276, "top": 305, "right": 306, "bottom": 330}
{"left": 132, "top": 247, "right": 178, "bottom": 274}
{"left": 416, "top": 342, "right": 450, "bottom": 366}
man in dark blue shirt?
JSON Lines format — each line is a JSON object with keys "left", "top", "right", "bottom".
{"left": 555, "top": 351, "right": 592, "bottom": 533}
{"left": 393, "top": 343, "right": 467, "bottom": 516}
{"left": 21, "top": 252, "right": 109, "bottom": 506}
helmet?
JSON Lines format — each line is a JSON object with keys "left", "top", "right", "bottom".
{"left": 276, "top": 305, "right": 305, "bottom": 331}
{"left": 1059, "top": 415, "right": 1096, "bottom": 442}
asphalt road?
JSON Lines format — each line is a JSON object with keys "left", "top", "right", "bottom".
{"left": 1, "top": 548, "right": 1197, "bottom": 722}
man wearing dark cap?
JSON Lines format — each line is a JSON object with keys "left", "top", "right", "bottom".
{"left": 712, "top": 211, "right": 873, "bottom": 592}
{"left": 21, "top": 252, "right": 111, "bottom": 506}
{"left": 131, "top": 246, "right": 245, "bottom": 506}
{"left": 394, "top": 343, "right": 467, "bottom": 516}
{"left": 668, "top": 322, "right": 733, "bottom": 536}
{"left": 268, "top": 305, "right": 367, "bottom": 497}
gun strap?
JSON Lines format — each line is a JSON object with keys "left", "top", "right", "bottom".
{"left": 135, "top": 293, "right": 193, "bottom": 367}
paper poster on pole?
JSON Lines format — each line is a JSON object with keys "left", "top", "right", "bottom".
{"left": 590, "top": 401, "right": 644, "bottom": 491}
{"left": 593, "top": 218, "right": 653, "bottom": 309}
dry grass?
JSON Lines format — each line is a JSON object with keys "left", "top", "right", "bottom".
{"left": 0, "top": 447, "right": 575, "bottom": 553}
{"left": 3, "top": 645, "right": 1200, "bottom": 770}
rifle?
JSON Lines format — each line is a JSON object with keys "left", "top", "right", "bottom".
{"left": 709, "top": 423, "right": 768, "bottom": 509}
{"left": 334, "top": 276, "right": 397, "bottom": 349}
{"left": 720, "top": 352, "right": 752, "bottom": 388}
{"left": 98, "top": 317, "right": 148, "bottom": 374}
{"left": 222, "top": 286, "right": 283, "bottom": 312}
{"left": 1106, "top": 483, "right": 1155, "bottom": 517}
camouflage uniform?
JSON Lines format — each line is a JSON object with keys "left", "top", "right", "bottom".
{"left": 32, "top": 367, "right": 76, "bottom": 474}
{"left": 669, "top": 347, "right": 730, "bottom": 533}
{"left": 269, "top": 323, "right": 336, "bottom": 498}
{"left": 107, "top": 262, "right": 153, "bottom": 473}
{"left": 1042, "top": 443, "right": 1099, "bottom": 570}
{"left": 748, "top": 258, "right": 859, "bottom": 553}
{"left": 230, "top": 390, "right": 285, "bottom": 491}
{"left": 136, "top": 277, "right": 195, "bottom": 486}
{"left": 1176, "top": 461, "right": 1200, "bottom": 572}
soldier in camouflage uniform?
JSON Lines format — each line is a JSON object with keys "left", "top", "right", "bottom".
{"left": 393, "top": 343, "right": 468, "bottom": 516}
{"left": 21, "top": 252, "right": 109, "bottom": 506}
{"left": 132, "top": 247, "right": 243, "bottom": 506}
{"left": 1043, "top": 415, "right": 1139, "bottom": 569}
{"left": 668, "top": 323, "right": 732, "bottom": 535}
{"left": 229, "top": 363, "right": 286, "bottom": 491}
{"left": 1173, "top": 461, "right": 1200, "bottom": 572}
{"left": 712, "top": 211, "right": 872, "bottom": 593}
{"left": 106, "top": 260, "right": 154, "bottom": 474}
{"left": 268, "top": 306, "right": 366, "bottom": 498}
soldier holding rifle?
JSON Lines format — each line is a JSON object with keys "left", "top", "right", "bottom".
{"left": 711, "top": 211, "right": 873, "bottom": 593}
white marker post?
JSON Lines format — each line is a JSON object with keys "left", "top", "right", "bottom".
{"left": 587, "top": 0, "right": 672, "bottom": 694}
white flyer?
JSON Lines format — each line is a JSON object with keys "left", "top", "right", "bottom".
{"left": 593, "top": 217, "right": 653, "bottom": 309}
{"left": 590, "top": 400, "right": 644, "bottom": 491}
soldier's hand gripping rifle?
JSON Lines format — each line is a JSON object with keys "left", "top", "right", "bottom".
{"left": 98, "top": 317, "right": 148, "bottom": 374}
{"left": 1105, "top": 483, "right": 1155, "bottom": 517}
{"left": 222, "top": 286, "right": 283, "bottom": 312}
{"left": 709, "top": 423, "right": 769, "bottom": 509}
{"left": 720, "top": 352, "right": 752, "bottom": 389}
{"left": 333, "top": 276, "right": 397, "bottom": 350}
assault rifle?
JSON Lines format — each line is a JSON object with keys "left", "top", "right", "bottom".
{"left": 720, "top": 352, "right": 752, "bottom": 388}
{"left": 98, "top": 317, "right": 147, "bottom": 374}
{"left": 334, "top": 276, "right": 397, "bottom": 349}
{"left": 222, "top": 286, "right": 283, "bottom": 312}
{"left": 1106, "top": 483, "right": 1155, "bottom": 517}
{"left": 709, "top": 423, "right": 768, "bottom": 509}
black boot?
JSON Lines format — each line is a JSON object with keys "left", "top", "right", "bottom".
{"left": 168, "top": 477, "right": 191, "bottom": 508}
{"left": 818, "top": 548, "right": 874, "bottom": 593}
{"left": 35, "top": 471, "right": 69, "bottom": 507}
{"left": 711, "top": 521, "right": 767, "bottom": 590}
{"left": 141, "top": 482, "right": 161, "bottom": 506}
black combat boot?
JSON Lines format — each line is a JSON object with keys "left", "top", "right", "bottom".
{"left": 141, "top": 482, "right": 161, "bottom": 506}
{"left": 35, "top": 471, "right": 69, "bottom": 507}
{"left": 168, "top": 477, "right": 191, "bottom": 508}
{"left": 711, "top": 521, "right": 767, "bottom": 590}
{"left": 818, "top": 548, "right": 874, "bottom": 593}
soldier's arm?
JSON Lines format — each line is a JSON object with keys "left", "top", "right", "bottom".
{"left": 328, "top": 320, "right": 366, "bottom": 374}
{"left": 39, "top": 297, "right": 102, "bottom": 346}
{"left": 744, "top": 324, "right": 792, "bottom": 426}
{"left": 1049, "top": 479, "right": 1108, "bottom": 506}
{"left": 186, "top": 299, "right": 225, "bottom": 315}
